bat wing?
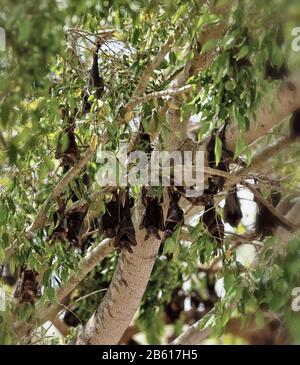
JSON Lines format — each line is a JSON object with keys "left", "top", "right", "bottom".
{"left": 157, "top": 206, "right": 165, "bottom": 231}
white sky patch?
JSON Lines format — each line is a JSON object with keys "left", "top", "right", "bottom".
{"left": 215, "top": 278, "right": 225, "bottom": 298}
{"left": 235, "top": 243, "right": 257, "bottom": 268}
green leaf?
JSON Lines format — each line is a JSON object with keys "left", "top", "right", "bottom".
{"left": 271, "top": 41, "right": 284, "bottom": 67}
{"left": 199, "top": 312, "right": 216, "bottom": 330}
{"left": 197, "top": 14, "right": 220, "bottom": 30}
{"left": 0, "top": 245, "right": 4, "bottom": 262}
{"left": 2, "top": 232, "right": 9, "bottom": 247}
{"left": 8, "top": 257, "right": 16, "bottom": 276}
{"left": 234, "top": 134, "right": 245, "bottom": 159}
{"left": 28, "top": 255, "right": 41, "bottom": 272}
{"left": 172, "top": 4, "right": 189, "bottom": 23}
{"left": 245, "top": 147, "right": 252, "bottom": 166}
{"left": 201, "top": 38, "right": 218, "bottom": 54}
{"left": 46, "top": 287, "right": 57, "bottom": 305}
{"left": 214, "top": 136, "right": 222, "bottom": 166}
{"left": 0, "top": 204, "right": 8, "bottom": 225}
{"left": 42, "top": 269, "right": 52, "bottom": 286}
{"left": 163, "top": 237, "right": 176, "bottom": 255}
{"left": 161, "top": 125, "right": 169, "bottom": 144}
{"left": 169, "top": 51, "right": 176, "bottom": 65}
{"left": 224, "top": 270, "right": 235, "bottom": 292}
{"left": 131, "top": 27, "right": 139, "bottom": 46}
{"left": 236, "top": 45, "right": 249, "bottom": 60}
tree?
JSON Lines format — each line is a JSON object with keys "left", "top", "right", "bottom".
{"left": 1, "top": 0, "right": 300, "bottom": 345}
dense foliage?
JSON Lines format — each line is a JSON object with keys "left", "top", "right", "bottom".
{"left": 1, "top": 0, "right": 300, "bottom": 345}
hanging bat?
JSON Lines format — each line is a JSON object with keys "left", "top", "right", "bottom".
{"left": 66, "top": 204, "right": 89, "bottom": 249}
{"left": 190, "top": 290, "right": 202, "bottom": 309}
{"left": 14, "top": 268, "right": 41, "bottom": 305}
{"left": 48, "top": 199, "right": 68, "bottom": 244}
{"left": 190, "top": 276, "right": 218, "bottom": 313}
{"left": 271, "top": 189, "right": 282, "bottom": 208}
{"left": 190, "top": 289, "right": 215, "bottom": 312}
{"left": 223, "top": 186, "right": 243, "bottom": 227}
{"left": 255, "top": 205, "right": 276, "bottom": 237}
{"left": 114, "top": 189, "right": 137, "bottom": 253}
{"left": 63, "top": 306, "right": 81, "bottom": 327}
{"left": 49, "top": 199, "right": 88, "bottom": 252}
{"left": 140, "top": 187, "right": 165, "bottom": 240}
{"left": 201, "top": 204, "right": 224, "bottom": 244}
{"left": 229, "top": 28, "right": 252, "bottom": 69}
{"left": 163, "top": 188, "right": 184, "bottom": 240}
{"left": 82, "top": 45, "right": 105, "bottom": 114}
{"left": 164, "top": 287, "right": 186, "bottom": 323}
{"left": 207, "top": 120, "right": 246, "bottom": 195}
{"left": 139, "top": 123, "right": 153, "bottom": 156}
{"left": 290, "top": 108, "right": 300, "bottom": 140}
{"left": 100, "top": 191, "right": 120, "bottom": 238}
{"left": 55, "top": 111, "right": 80, "bottom": 170}
{"left": 265, "top": 62, "right": 288, "bottom": 80}
{"left": 255, "top": 189, "right": 282, "bottom": 238}
{"left": 206, "top": 121, "right": 231, "bottom": 194}
{"left": 79, "top": 217, "right": 100, "bottom": 254}
{"left": 0, "top": 264, "right": 18, "bottom": 287}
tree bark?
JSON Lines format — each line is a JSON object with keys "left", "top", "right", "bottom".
{"left": 75, "top": 198, "right": 169, "bottom": 344}
{"left": 14, "top": 238, "right": 114, "bottom": 338}
{"left": 170, "top": 323, "right": 211, "bottom": 345}
{"left": 226, "top": 78, "right": 300, "bottom": 151}
{"left": 75, "top": 232, "right": 161, "bottom": 344}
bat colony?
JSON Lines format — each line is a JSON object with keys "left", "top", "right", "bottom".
{"left": 1, "top": 24, "right": 298, "bottom": 311}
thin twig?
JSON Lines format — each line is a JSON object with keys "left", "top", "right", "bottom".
{"left": 131, "top": 28, "right": 180, "bottom": 99}
{"left": 126, "top": 84, "right": 192, "bottom": 110}
{"left": 242, "top": 181, "right": 298, "bottom": 231}
{"left": 25, "top": 137, "right": 98, "bottom": 238}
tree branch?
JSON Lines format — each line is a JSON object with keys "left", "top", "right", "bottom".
{"left": 242, "top": 181, "right": 298, "bottom": 231}
{"left": 14, "top": 238, "right": 114, "bottom": 337}
{"left": 172, "top": 195, "right": 300, "bottom": 345}
{"left": 166, "top": 10, "right": 229, "bottom": 151}
{"left": 226, "top": 78, "right": 300, "bottom": 151}
{"left": 126, "top": 84, "right": 192, "bottom": 110}
{"left": 25, "top": 138, "right": 98, "bottom": 237}
{"left": 75, "top": 234, "right": 161, "bottom": 344}
{"left": 131, "top": 29, "right": 180, "bottom": 100}
{"left": 170, "top": 321, "right": 212, "bottom": 345}
{"left": 274, "top": 197, "right": 300, "bottom": 255}
{"left": 75, "top": 195, "right": 169, "bottom": 345}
